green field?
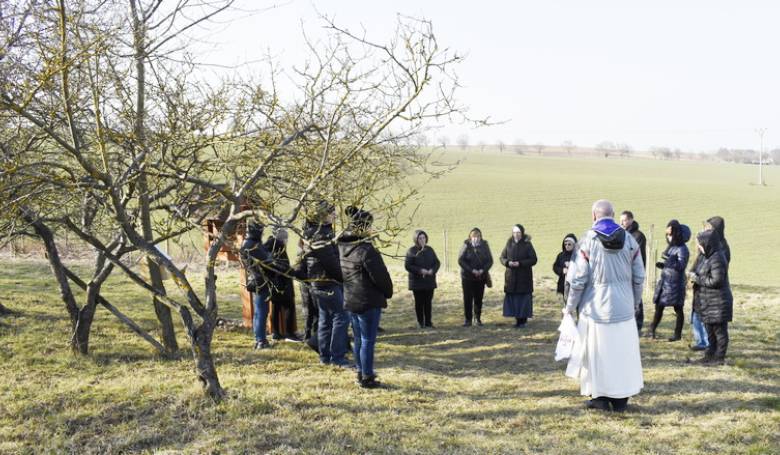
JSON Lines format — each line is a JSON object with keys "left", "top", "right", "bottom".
{"left": 1, "top": 152, "right": 779, "bottom": 454}
{"left": 393, "top": 151, "right": 780, "bottom": 287}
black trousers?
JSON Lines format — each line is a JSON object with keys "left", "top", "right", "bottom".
{"left": 270, "top": 296, "right": 296, "bottom": 336}
{"left": 705, "top": 322, "right": 729, "bottom": 361}
{"left": 412, "top": 290, "right": 434, "bottom": 327}
{"left": 650, "top": 304, "right": 684, "bottom": 337}
{"left": 462, "top": 280, "right": 486, "bottom": 322}
{"left": 300, "top": 283, "right": 318, "bottom": 339}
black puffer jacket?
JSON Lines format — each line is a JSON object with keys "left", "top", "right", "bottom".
{"left": 337, "top": 232, "right": 393, "bottom": 313}
{"left": 692, "top": 230, "right": 733, "bottom": 323}
{"left": 405, "top": 230, "right": 441, "bottom": 291}
{"left": 263, "top": 236, "right": 294, "bottom": 301}
{"left": 239, "top": 225, "right": 274, "bottom": 292}
{"left": 301, "top": 222, "right": 342, "bottom": 289}
{"left": 458, "top": 240, "right": 493, "bottom": 282}
{"left": 552, "top": 234, "right": 577, "bottom": 294}
{"left": 499, "top": 236, "right": 537, "bottom": 294}
{"left": 653, "top": 221, "right": 691, "bottom": 308}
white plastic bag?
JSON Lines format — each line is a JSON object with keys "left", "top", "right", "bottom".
{"left": 555, "top": 313, "right": 579, "bottom": 361}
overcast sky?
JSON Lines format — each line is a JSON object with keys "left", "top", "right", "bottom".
{"left": 199, "top": 0, "right": 780, "bottom": 152}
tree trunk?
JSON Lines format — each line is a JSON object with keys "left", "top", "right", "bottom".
{"left": 191, "top": 320, "right": 225, "bottom": 401}
{"left": 130, "top": 0, "right": 179, "bottom": 356}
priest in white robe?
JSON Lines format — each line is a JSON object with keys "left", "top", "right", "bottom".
{"left": 564, "top": 199, "right": 645, "bottom": 412}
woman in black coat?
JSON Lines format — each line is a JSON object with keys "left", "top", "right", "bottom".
{"left": 405, "top": 230, "right": 441, "bottom": 328}
{"left": 688, "top": 230, "right": 733, "bottom": 365}
{"left": 500, "top": 224, "right": 537, "bottom": 328}
{"left": 263, "top": 229, "right": 300, "bottom": 342}
{"left": 647, "top": 220, "right": 690, "bottom": 341}
{"left": 552, "top": 233, "right": 577, "bottom": 304}
{"left": 338, "top": 206, "right": 393, "bottom": 388}
{"left": 457, "top": 227, "right": 493, "bottom": 326}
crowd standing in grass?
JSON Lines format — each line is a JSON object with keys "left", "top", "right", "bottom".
{"left": 239, "top": 200, "right": 733, "bottom": 397}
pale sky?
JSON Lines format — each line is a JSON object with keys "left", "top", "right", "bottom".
{"left": 196, "top": 0, "right": 780, "bottom": 152}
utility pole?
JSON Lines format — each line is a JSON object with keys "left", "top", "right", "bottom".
{"left": 756, "top": 128, "right": 767, "bottom": 185}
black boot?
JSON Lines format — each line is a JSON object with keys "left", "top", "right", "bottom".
{"left": 360, "top": 375, "right": 381, "bottom": 389}
{"left": 585, "top": 396, "right": 610, "bottom": 411}
{"left": 609, "top": 397, "right": 629, "bottom": 413}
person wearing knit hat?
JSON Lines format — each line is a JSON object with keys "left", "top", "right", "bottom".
{"left": 500, "top": 224, "right": 538, "bottom": 328}
{"left": 239, "top": 220, "right": 274, "bottom": 349}
{"left": 457, "top": 227, "right": 493, "bottom": 326}
{"left": 553, "top": 233, "right": 578, "bottom": 305}
{"left": 337, "top": 206, "right": 393, "bottom": 388}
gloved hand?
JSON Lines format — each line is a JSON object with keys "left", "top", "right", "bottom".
{"left": 686, "top": 271, "right": 697, "bottom": 282}
{"left": 655, "top": 261, "right": 665, "bottom": 269}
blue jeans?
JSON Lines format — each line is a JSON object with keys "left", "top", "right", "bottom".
{"left": 314, "top": 285, "right": 348, "bottom": 364}
{"left": 351, "top": 307, "right": 382, "bottom": 377}
{"left": 253, "top": 288, "right": 270, "bottom": 342}
{"left": 691, "top": 310, "right": 709, "bottom": 348}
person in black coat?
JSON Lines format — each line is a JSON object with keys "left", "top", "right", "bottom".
{"left": 239, "top": 221, "right": 275, "bottom": 349}
{"left": 300, "top": 209, "right": 351, "bottom": 366}
{"left": 620, "top": 210, "right": 647, "bottom": 333}
{"left": 647, "top": 220, "right": 690, "bottom": 341}
{"left": 338, "top": 206, "right": 393, "bottom": 388}
{"left": 688, "top": 229, "right": 733, "bottom": 365}
{"left": 263, "top": 228, "right": 301, "bottom": 342}
{"left": 689, "top": 215, "right": 731, "bottom": 351}
{"left": 404, "top": 229, "right": 441, "bottom": 328}
{"left": 552, "top": 233, "right": 577, "bottom": 304}
{"left": 500, "top": 224, "right": 537, "bottom": 328}
{"left": 458, "top": 227, "right": 493, "bottom": 326}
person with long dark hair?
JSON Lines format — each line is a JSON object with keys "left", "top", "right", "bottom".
{"left": 405, "top": 230, "right": 440, "bottom": 328}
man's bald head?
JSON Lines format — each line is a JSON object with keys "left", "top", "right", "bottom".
{"left": 592, "top": 199, "right": 615, "bottom": 220}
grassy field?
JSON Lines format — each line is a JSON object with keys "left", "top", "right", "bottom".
{"left": 392, "top": 151, "right": 780, "bottom": 287}
{"left": 1, "top": 152, "right": 779, "bottom": 453}
{"left": 1, "top": 259, "right": 779, "bottom": 454}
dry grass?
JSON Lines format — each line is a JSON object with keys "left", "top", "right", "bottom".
{"left": 1, "top": 259, "right": 778, "bottom": 454}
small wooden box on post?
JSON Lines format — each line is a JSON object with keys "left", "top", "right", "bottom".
{"left": 202, "top": 203, "right": 253, "bottom": 328}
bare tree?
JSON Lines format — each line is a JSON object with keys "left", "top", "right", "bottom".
{"left": 534, "top": 143, "right": 544, "bottom": 156}
{"left": 561, "top": 140, "right": 575, "bottom": 156}
{"left": 513, "top": 138, "right": 525, "bottom": 155}
{"left": 770, "top": 148, "right": 780, "bottom": 165}
{"left": 437, "top": 135, "right": 449, "bottom": 148}
{"left": 497, "top": 140, "right": 505, "bottom": 153}
{"left": 1, "top": 2, "right": 475, "bottom": 400}
{"left": 616, "top": 143, "right": 632, "bottom": 158}
{"left": 596, "top": 141, "right": 616, "bottom": 158}
{"left": 456, "top": 134, "right": 469, "bottom": 150}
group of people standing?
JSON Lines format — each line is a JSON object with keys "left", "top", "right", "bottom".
{"left": 240, "top": 203, "right": 392, "bottom": 389}
{"left": 240, "top": 199, "right": 734, "bottom": 399}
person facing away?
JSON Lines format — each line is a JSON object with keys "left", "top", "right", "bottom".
{"left": 500, "top": 224, "right": 537, "bottom": 328}
{"left": 553, "top": 233, "right": 577, "bottom": 304}
{"left": 239, "top": 221, "right": 276, "bottom": 350}
{"left": 299, "top": 203, "right": 350, "bottom": 367}
{"left": 338, "top": 206, "right": 393, "bottom": 389}
{"left": 646, "top": 220, "right": 691, "bottom": 342}
{"left": 404, "top": 230, "right": 441, "bottom": 329}
{"left": 689, "top": 215, "right": 730, "bottom": 351}
{"left": 565, "top": 199, "right": 645, "bottom": 413}
{"left": 457, "top": 227, "right": 493, "bottom": 326}
{"left": 687, "top": 229, "right": 733, "bottom": 366}
{"left": 620, "top": 210, "right": 646, "bottom": 333}
{"left": 263, "top": 228, "right": 302, "bottom": 342}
